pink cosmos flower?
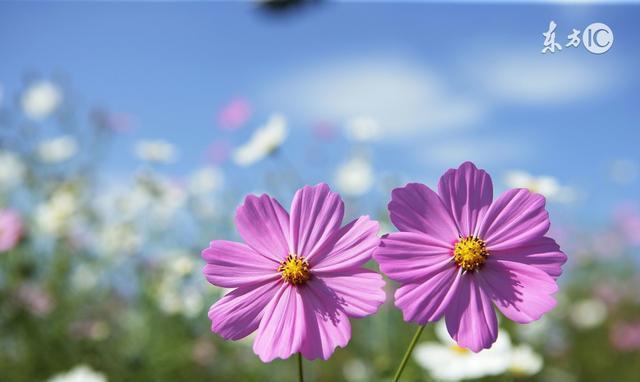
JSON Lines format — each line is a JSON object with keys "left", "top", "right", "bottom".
{"left": 202, "top": 183, "right": 385, "bottom": 362}
{"left": 217, "top": 98, "right": 251, "bottom": 131}
{"left": 374, "top": 162, "right": 566, "bottom": 352}
{"left": 0, "top": 209, "right": 23, "bottom": 252}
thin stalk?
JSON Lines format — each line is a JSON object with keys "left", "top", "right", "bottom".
{"left": 393, "top": 324, "right": 426, "bottom": 382}
{"left": 297, "top": 352, "right": 304, "bottom": 382}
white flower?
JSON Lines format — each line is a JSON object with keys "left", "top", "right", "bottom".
{"left": 344, "top": 116, "right": 382, "bottom": 142}
{"left": 188, "top": 167, "right": 223, "bottom": 195}
{"left": 504, "top": 170, "right": 576, "bottom": 203}
{"left": 37, "top": 136, "right": 78, "bottom": 163}
{"left": 35, "top": 189, "right": 78, "bottom": 235}
{"left": 0, "top": 151, "right": 25, "bottom": 189}
{"left": 569, "top": 298, "right": 608, "bottom": 329}
{"left": 168, "top": 253, "right": 196, "bottom": 277}
{"left": 134, "top": 140, "right": 177, "bottom": 163}
{"left": 233, "top": 113, "right": 287, "bottom": 166}
{"left": 414, "top": 322, "right": 512, "bottom": 381}
{"left": 508, "top": 345, "right": 543, "bottom": 376}
{"left": 71, "top": 264, "right": 99, "bottom": 291}
{"left": 334, "top": 155, "right": 374, "bottom": 196}
{"left": 98, "top": 223, "right": 141, "bottom": 256}
{"left": 21, "top": 80, "right": 62, "bottom": 120}
{"left": 343, "top": 359, "right": 371, "bottom": 382}
{"left": 47, "top": 364, "right": 107, "bottom": 382}
{"left": 515, "top": 315, "right": 551, "bottom": 344}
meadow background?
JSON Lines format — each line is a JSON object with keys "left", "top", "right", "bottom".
{"left": 1, "top": 1, "right": 639, "bottom": 381}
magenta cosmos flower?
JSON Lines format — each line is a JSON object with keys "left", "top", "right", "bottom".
{"left": 202, "top": 183, "right": 385, "bottom": 362}
{"left": 0, "top": 209, "right": 23, "bottom": 252}
{"left": 374, "top": 162, "right": 566, "bottom": 352}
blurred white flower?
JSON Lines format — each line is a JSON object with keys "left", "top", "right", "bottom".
{"left": 508, "top": 344, "right": 543, "bottom": 377}
{"left": 47, "top": 364, "right": 106, "bottom": 382}
{"left": 334, "top": 154, "right": 374, "bottom": 196}
{"left": 188, "top": 167, "right": 224, "bottom": 195}
{"left": 343, "top": 359, "right": 371, "bottom": 382}
{"left": 569, "top": 298, "right": 608, "bottom": 329}
{"left": 0, "top": 151, "right": 25, "bottom": 189}
{"left": 21, "top": 80, "right": 62, "bottom": 120}
{"left": 414, "top": 321, "right": 512, "bottom": 381}
{"left": 168, "top": 253, "right": 196, "bottom": 277}
{"left": 98, "top": 223, "right": 142, "bottom": 256}
{"left": 135, "top": 140, "right": 177, "bottom": 163}
{"left": 609, "top": 159, "right": 638, "bottom": 185}
{"left": 344, "top": 116, "right": 382, "bottom": 142}
{"left": 190, "top": 197, "right": 219, "bottom": 219}
{"left": 515, "top": 315, "right": 551, "bottom": 344}
{"left": 71, "top": 264, "right": 99, "bottom": 291}
{"left": 504, "top": 170, "right": 576, "bottom": 203}
{"left": 233, "top": 113, "right": 287, "bottom": 166}
{"left": 37, "top": 136, "right": 78, "bottom": 163}
{"left": 153, "top": 180, "right": 186, "bottom": 223}
{"left": 156, "top": 277, "right": 203, "bottom": 318}
{"left": 35, "top": 189, "right": 78, "bottom": 235}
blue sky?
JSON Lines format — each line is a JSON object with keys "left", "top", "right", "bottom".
{"left": 1, "top": 1, "right": 639, "bottom": 228}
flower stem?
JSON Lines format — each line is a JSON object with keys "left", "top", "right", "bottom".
{"left": 297, "top": 352, "right": 304, "bottom": 382}
{"left": 393, "top": 324, "right": 426, "bottom": 382}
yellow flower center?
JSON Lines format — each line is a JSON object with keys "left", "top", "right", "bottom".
{"left": 450, "top": 344, "right": 470, "bottom": 354}
{"left": 453, "top": 236, "right": 488, "bottom": 272}
{"left": 278, "top": 254, "right": 310, "bottom": 285}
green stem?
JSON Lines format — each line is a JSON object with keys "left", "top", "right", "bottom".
{"left": 393, "top": 324, "right": 426, "bottom": 382}
{"left": 297, "top": 352, "right": 304, "bottom": 382}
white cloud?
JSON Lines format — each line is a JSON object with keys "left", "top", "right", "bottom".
{"left": 422, "top": 136, "right": 531, "bottom": 167}
{"left": 504, "top": 170, "right": 577, "bottom": 203}
{"left": 261, "top": 56, "right": 485, "bottom": 138}
{"left": 469, "top": 50, "right": 617, "bottom": 105}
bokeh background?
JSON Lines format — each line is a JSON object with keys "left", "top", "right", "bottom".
{"left": 1, "top": 1, "right": 639, "bottom": 381}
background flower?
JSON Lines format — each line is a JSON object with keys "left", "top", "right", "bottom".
{"left": 21, "top": 80, "right": 62, "bottom": 120}
{"left": 0, "top": 209, "right": 22, "bottom": 252}
{"left": 232, "top": 113, "right": 287, "bottom": 166}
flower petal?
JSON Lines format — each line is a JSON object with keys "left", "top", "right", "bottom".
{"left": 208, "top": 280, "right": 280, "bottom": 340}
{"left": 375, "top": 231, "right": 454, "bottom": 283}
{"left": 290, "top": 183, "right": 344, "bottom": 259}
{"left": 310, "top": 216, "right": 379, "bottom": 273}
{"left": 437, "top": 161, "right": 493, "bottom": 237}
{"left": 314, "top": 269, "right": 385, "bottom": 318}
{"left": 389, "top": 183, "right": 459, "bottom": 243}
{"left": 395, "top": 266, "right": 462, "bottom": 324}
{"left": 489, "top": 236, "right": 567, "bottom": 279}
{"left": 202, "top": 240, "right": 280, "bottom": 288}
{"left": 235, "top": 194, "right": 290, "bottom": 262}
{"left": 253, "top": 284, "right": 306, "bottom": 362}
{"left": 299, "top": 281, "right": 351, "bottom": 360}
{"left": 477, "top": 189, "right": 550, "bottom": 251}
{"left": 445, "top": 272, "right": 498, "bottom": 352}
{"left": 479, "top": 258, "right": 558, "bottom": 324}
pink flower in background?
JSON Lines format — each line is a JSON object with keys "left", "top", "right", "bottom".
{"left": 613, "top": 202, "right": 640, "bottom": 246}
{"left": 374, "top": 162, "right": 566, "bottom": 352}
{"left": 312, "top": 120, "right": 337, "bottom": 141}
{"left": 217, "top": 98, "right": 251, "bottom": 130}
{"left": 610, "top": 322, "right": 640, "bottom": 352}
{"left": 15, "top": 284, "right": 54, "bottom": 317}
{"left": 202, "top": 183, "right": 385, "bottom": 362}
{"left": 205, "top": 140, "right": 231, "bottom": 164}
{"left": 0, "top": 209, "right": 23, "bottom": 252}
